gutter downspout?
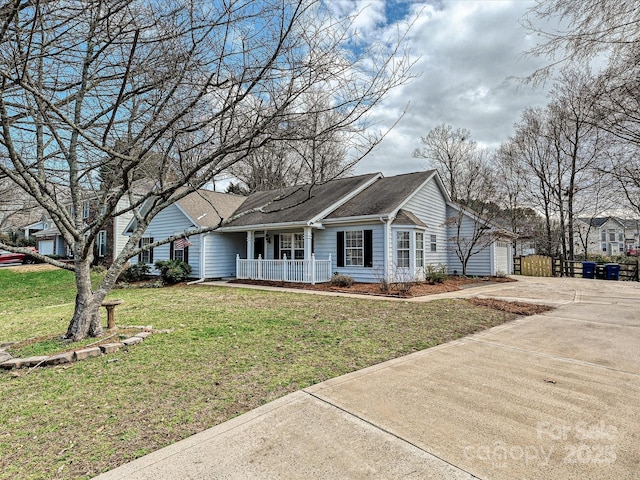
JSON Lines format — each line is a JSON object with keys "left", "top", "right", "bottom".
{"left": 187, "top": 233, "right": 207, "bottom": 285}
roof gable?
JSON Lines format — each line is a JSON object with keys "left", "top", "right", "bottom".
{"left": 325, "top": 171, "right": 436, "bottom": 220}
{"left": 222, "top": 173, "right": 380, "bottom": 228}
{"left": 176, "top": 190, "right": 246, "bottom": 228}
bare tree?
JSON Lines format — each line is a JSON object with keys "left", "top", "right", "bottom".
{"left": 523, "top": 0, "right": 640, "bottom": 80}
{"left": 229, "top": 88, "right": 353, "bottom": 192}
{"left": 413, "top": 124, "right": 477, "bottom": 201}
{"left": 444, "top": 154, "right": 505, "bottom": 276}
{"left": 0, "top": 0, "right": 412, "bottom": 340}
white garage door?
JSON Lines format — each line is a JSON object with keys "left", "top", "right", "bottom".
{"left": 39, "top": 240, "right": 54, "bottom": 255}
{"left": 494, "top": 241, "right": 510, "bottom": 275}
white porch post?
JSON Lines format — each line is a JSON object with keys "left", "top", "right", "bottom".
{"left": 246, "top": 230, "right": 255, "bottom": 260}
{"left": 304, "top": 226, "right": 313, "bottom": 283}
{"left": 303, "top": 226, "right": 313, "bottom": 260}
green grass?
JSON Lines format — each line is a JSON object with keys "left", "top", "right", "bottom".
{"left": 0, "top": 267, "right": 518, "bottom": 480}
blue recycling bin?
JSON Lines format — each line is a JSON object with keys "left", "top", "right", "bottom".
{"left": 582, "top": 261, "right": 596, "bottom": 279}
{"left": 605, "top": 263, "right": 620, "bottom": 281}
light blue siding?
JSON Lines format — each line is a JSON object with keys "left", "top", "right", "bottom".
{"left": 446, "top": 205, "right": 493, "bottom": 276}
{"left": 130, "top": 204, "right": 200, "bottom": 277}
{"left": 205, "top": 232, "right": 246, "bottom": 278}
{"left": 113, "top": 197, "right": 134, "bottom": 259}
{"left": 314, "top": 224, "right": 385, "bottom": 283}
{"left": 403, "top": 178, "right": 449, "bottom": 267}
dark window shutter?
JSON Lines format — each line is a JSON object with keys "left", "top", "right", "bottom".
{"left": 184, "top": 246, "right": 189, "bottom": 264}
{"left": 169, "top": 241, "right": 174, "bottom": 260}
{"left": 273, "top": 234, "right": 280, "bottom": 259}
{"left": 149, "top": 237, "right": 154, "bottom": 263}
{"left": 336, "top": 231, "right": 344, "bottom": 267}
{"left": 311, "top": 232, "right": 314, "bottom": 255}
{"left": 138, "top": 240, "right": 142, "bottom": 262}
{"left": 364, "top": 230, "right": 373, "bottom": 268}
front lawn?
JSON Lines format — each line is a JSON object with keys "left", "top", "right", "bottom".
{"left": 1, "top": 266, "right": 520, "bottom": 479}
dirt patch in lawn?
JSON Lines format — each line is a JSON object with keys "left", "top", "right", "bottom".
{"left": 229, "top": 276, "right": 515, "bottom": 298}
{"left": 468, "top": 297, "right": 554, "bottom": 316}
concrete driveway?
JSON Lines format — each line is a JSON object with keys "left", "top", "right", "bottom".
{"left": 95, "top": 276, "right": 640, "bottom": 480}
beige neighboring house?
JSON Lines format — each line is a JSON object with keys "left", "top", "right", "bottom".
{"left": 574, "top": 217, "right": 640, "bottom": 257}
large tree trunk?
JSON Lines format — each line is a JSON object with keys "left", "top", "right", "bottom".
{"left": 65, "top": 259, "right": 106, "bottom": 341}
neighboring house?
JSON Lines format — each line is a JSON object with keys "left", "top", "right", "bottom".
{"left": 33, "top": 196, "right": 138, "bottom": 265}
{"left": 131, "top": 171, "right": 514, "bottom": 283}
{"left": 574, "top": 217, "right": 640, "bottom": 257}
{"left": 125, "top": 189, "right": 247, "bottom": 278}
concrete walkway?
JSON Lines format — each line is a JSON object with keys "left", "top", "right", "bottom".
{"left": 95, "top": 276, "right": 640, "bottom": 480}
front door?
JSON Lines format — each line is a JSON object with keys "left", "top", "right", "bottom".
{"left": 254, "top": 237, "right": 265, "bottom": 259}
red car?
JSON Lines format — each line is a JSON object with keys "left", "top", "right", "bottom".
{"left": 0, "top": 247, "right": 38, "bottom": 264}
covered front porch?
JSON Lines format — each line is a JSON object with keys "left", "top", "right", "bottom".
{"left": 235, "top": 227, "right": 332, "bottom": 284}
{"left": 236, "top": 254, "right": 332, "bottom": 284}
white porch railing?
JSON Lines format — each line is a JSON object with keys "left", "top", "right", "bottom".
{"left": 236, "top": 254, "right": 332, "bottom": 284}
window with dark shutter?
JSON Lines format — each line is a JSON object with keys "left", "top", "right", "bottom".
{"left": 364, "top": 229, "right": 373, "bottom": 268}
{"left": 273, "top": 234, "right": 280, "bottom": 259}
{"left": 336, "top": 231, "right": 344, "bottom": 267}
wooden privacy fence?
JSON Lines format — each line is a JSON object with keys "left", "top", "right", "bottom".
{"left": 514, "top": 255, "right": 558, "bottom": 277}
{"left": 514, "top": 255, "right": 639, "bottom": 281}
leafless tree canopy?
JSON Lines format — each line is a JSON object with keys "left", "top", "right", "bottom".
{"left": 0, "top": 0, "right": 412, "bottom": 339}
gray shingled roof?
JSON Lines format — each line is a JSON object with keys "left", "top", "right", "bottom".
{"left": 222, "top": 173, "right": 380, "bottom": 228}
{"left": 325, "top": 171, "right": 435, "bottom": 219}
{"left": 176, "top": 190, "right": 246, "bottom": 228}
{"left": 392, "top": 209, "right": 427, "bottom": 227}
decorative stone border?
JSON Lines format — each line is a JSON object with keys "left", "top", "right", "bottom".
{"left": 0, "top": 331, "right": 153, "bottom": 371}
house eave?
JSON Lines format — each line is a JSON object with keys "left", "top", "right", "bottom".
{"left": 218, "top": 221, "right": 317, "bottom": 233}
{"left": 321, "top": 214, "right": 392, "bottom": 225}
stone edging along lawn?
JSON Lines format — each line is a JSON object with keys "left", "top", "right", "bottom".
{"left": 0, "top": 330, "right": 154, "bottom": 372}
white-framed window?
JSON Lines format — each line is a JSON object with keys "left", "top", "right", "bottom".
{"left": 618, "top": 231, "right": 623, "bottom": 241}
{"left": 601, "top": 242, "right": 607, "bottom": 252}
{"left": 415, "top": 232, "right": 424, "bottom": 268}
{"left": 396, "top": 231, "right": 410, "bottom": 268}
{"left": 82, "top": 200, "right": 90, "bottom": 219}
{"left": 345, "top": 230, "right": 363, "bottom": 266}
{"left": 139, "top": 237, "right": 154, "bottom": 264}
{"left": 601, "top": 230, "right": 606, "bottom": 241}
{"left": 430, "top": 234, "right": 437, "bottom": 252}
{"left": 609, "top": 230, "right": 615, "bottom": 241}
{"left": 280, "top": 233, "right": 304, "bottom": 259}
{"left": 173, "top": 242, "right": 185, "bottom": 262}
{"left": 97, "top": 230, "right": 107, "bottom": 257}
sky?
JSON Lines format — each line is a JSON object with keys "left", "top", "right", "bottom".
{"left": 341, "top": 0, "right": 552, "bottom": 176}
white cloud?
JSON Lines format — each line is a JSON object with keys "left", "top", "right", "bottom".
{"left": 352, "top": 0, "right": 551, "bottom": 175}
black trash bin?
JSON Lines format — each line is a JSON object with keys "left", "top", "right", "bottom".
{"left": 605, "top": 263, "right": 621, "bottom": 281}
{"left": 582, "top": 261, "right": 596, "bottom": 279}
{"left": 595, "top": 264, "right": 606, "bottom": 279}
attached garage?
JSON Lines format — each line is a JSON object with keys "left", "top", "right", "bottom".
{"left": 494, "top": 241, "right": 512, "bottom": 275}
{"left": 38, "top": 239, "right": 54, "bottom": 255}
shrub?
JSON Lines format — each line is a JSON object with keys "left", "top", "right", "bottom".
{"left": 425, "top": 264, "right": 447, "bottom": 284}
{"left": 154, "top": 259, "right": 192, "bottom": 284}
{"left": 118, "top": 263, "right": 151, "bottom": 283}
{"left": 330, "top": 273, "right": 354, "bottom": 287}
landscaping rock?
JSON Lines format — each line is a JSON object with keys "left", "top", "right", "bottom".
{"left": 0, "top": 358, "right": 22, "bottom": 370}
{"left": 21, "top": 356, "right": 50, "bottom": 368}
{"left": 46, "top": 352, "right": 75, "bottom": 366}
{"left": 122, "top": 336, "right": 143, "bottom": 346}
{"left": 74, "top": 347, "right": 102, "bottom": 361}
{"left": 0, "top": 352, "right": 12, "bottom": 364}
{"left": 134, "top": 332, "right": 152, "bottom": 340}
{"left": 99, "top": 343, "right": 123, "bottom": 354}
